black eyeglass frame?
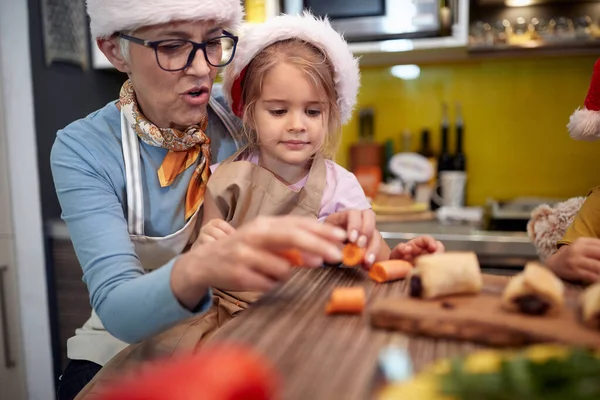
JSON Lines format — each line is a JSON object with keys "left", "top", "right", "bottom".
{"left": 115, "top": 30, "right": 239, "bottom": 71}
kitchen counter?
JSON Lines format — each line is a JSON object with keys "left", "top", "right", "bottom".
{"left": 46, "top": 218, "right": 539, "bottom": 271}
{"left": 377, "top": 221, "right": 538, "bottom": 272}
{"left": 76, "top": 269, "right": 575, "bottom": 400}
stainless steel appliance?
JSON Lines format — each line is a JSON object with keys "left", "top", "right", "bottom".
{"left": 281, "top": 0, "right": 450, "bottom": 42}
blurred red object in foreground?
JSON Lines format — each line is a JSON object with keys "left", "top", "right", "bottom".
{"left": 99, "top": 342, "right": 281, "bottom": 400}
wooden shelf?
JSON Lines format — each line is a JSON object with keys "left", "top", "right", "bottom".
{"left": 351, "top": 38, "right": 600, "bottom": 67}
{"left": 467, "top": 39, "right": 600, "bottom": 59}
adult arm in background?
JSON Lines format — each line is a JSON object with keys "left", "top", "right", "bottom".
{"left": 546, "top": 187, "right": 600, "bottom": 284}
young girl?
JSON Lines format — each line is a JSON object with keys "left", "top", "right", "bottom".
{"left": 200, "top": 12, "right": 443, "bottom": 267}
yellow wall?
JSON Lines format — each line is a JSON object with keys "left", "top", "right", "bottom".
{"left": 338, "top": 55, "right": 600, "bottom": 205}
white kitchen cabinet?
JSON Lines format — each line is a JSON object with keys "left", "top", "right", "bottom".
{"left": 1, "top": 1, "right": 55, "bottom": 397}
{"left": 0, "top": 238, "right": 25, "bottom": 400}
{"left": 0, "top": 44, "right": 26, "bottom": 400}
{"left": 0, "top": 85, "right": 11, "bottom": 237}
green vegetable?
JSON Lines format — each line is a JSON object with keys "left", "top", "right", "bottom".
{"left": 440, "top": 348, "right": 600, "bottom": 400}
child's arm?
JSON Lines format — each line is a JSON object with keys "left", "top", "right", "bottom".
{"left": 321, "top": 163, "right": 391, "bottom": 267}
{"left": 322, "top": 164, "right": 445, "bottom": 266}
{"left": 373, "top": 229, "right": 391, "bottom": 261}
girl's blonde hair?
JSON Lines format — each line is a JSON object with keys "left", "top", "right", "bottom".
{"left": 240, "top": 39, "right": 341, "bottom": 159}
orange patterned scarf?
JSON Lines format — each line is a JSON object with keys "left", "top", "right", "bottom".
{"left": 119, "top": 80, "right": 211, "bottom": 220}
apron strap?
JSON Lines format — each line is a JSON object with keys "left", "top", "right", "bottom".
{"left": 222, "top": 145, "right": 251, "bottom": 165}
{"left": 297, "top": 155, "right": 327, "bottom": 217}
{"left": 120, "top": 109, "right": 145, "bottom": 236}
{"left": 121, "top": 98, "right": 241, "bottom": 236}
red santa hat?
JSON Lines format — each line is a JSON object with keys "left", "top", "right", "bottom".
{"left": 86, "top": 0, "right": 244, "bottom": 39}
{"left": 222, "top": 12, "right": 360, "bottom": 125}
{"left": 567, "top": 58, "right": 600, "bottom": 141}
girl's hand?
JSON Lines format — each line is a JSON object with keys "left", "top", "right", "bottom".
{"left": 173, "top": 216, "right": 348, "bottom": 309}
{"left": 197, "top": 219, "right": 236, "bottom": 246}
{"left": 324, "top": 209, "right": 390, "bottom": 269}
{"left": 390, "top": 235, "right": 445, "bottom": 264}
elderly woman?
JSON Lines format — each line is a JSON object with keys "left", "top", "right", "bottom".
{"left": 51, "top": 1, "right": 353, "bottom": 399}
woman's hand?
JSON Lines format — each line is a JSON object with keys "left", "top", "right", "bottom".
{"left": 546, "top": 237, "right": 600, "bottom": 284}
{"left": 390, "top": 235, "right": 445, "bottom": 264}
{"left": 324, "top": 209, "right": 390, "bottom": 269}
{"left": 196, "top": 219, "right": 235, "bottom": 246}
{"left": 172, "top": 216, "right": 348, "bottom": 309}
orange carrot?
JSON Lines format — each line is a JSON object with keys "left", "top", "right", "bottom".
{"left": 277, "top": 249, "right": 304, "bottom": 267}
{"left": 325, "top": 287, "right": 366, "bottom": 314}
{"left": 368, "top": 260, "right": 413, "bottom": 283}
{"left": 342, "top": 243, "right": 366, "bottom": 267}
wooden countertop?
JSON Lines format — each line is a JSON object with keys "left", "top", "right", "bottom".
{"left": 79, "top": 267, "right": 584, "bottom": 400}
{"left": 207, "top": 267, "right": 487, "bottom": 400}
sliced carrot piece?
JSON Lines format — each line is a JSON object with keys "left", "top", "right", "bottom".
{"left": 342, "top": 243, "right": 366, "bottom": 267}
{"left": 368, "top": 260, "right": 413, "bottom": 283}
{"left": 325, "top": 287, "right": 366, "bottom": 314}
{"left": 277, "top": 249, "right": 304, "bottom": 267}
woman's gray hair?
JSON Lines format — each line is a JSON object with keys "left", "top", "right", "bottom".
{"left": 118, "top": 30, "right": 132, "bottom": 62}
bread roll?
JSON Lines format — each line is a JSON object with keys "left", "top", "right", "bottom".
{"left": 501, "top": 262, "right": 564, "bottom": 316}
{"left": 580, "top": 282, "right": 600, "bottom": 330}
{"left": 408, "top": 252, "right": 482, "bottom": 299}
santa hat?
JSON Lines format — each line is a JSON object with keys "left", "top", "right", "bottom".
{"left": 222, "top": 12, "right": 360, "bottom": 125}
{"left": 86, "top": 0, "right": 244, "bottom": 39}
{"left": 567, "top": 58, "right": 600, "bottom": 141}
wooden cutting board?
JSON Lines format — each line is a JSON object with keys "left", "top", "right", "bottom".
{"left": 370, "top": 275, "right": 600, "bottom": 348}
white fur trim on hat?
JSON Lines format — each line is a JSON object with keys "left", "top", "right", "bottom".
{"left": 567, "top": 58, "right": 600, "bottom": 141}
{"left": 567, "top": 108, "right": 600, "bottom": 141}
{"left": 87, "top": 0, "right": 244, "bottom": 39}
{"left": 222, "top": 12, "right": 360, "bottom": 124}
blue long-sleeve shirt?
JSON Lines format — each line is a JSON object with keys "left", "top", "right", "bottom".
{"left": 51, "top": 86, "right": 240, "bottom": 348}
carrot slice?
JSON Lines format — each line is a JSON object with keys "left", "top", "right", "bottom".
{"left": 342, "top": 243, "right": 366, "bottom": 267}
{"left": 368, "top": 260, "right": 413, "bottom": 283}
{"left": 325, "top": 287, "right": 366, "bottom": 314}
{"left": 278, "top": 249, "right": 304, "bottom": 266}
{"left": 277, "top": 249, "right": 304, "bottom": 267}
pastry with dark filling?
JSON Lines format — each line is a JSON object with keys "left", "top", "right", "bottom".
{"left": 501, "top": 262, "right": 564, "bottom": 316}
{"left": 580, "top": 282, "right": 600, "bottom": 330}
{"left": 408, "top": 252, "right": 482, "bottom": 299}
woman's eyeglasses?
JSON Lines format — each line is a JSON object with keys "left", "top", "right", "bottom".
{"left": 115, "top": 31, "right": 239, "bottom": 71}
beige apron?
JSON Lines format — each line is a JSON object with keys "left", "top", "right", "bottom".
{"left": 140, "top": 147, "right": 328, "bottom": 341}
{"left": 208, "top": 146, "right": 327, "bottom": 305}
{"left": 72, "top": 97, "right": 240, "bottom": 399}
{"left": 75, "top": 147, "right": 327, "bottom": 399}
{"left": 67, "top": 105, "right": 204, "bottom": 369}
